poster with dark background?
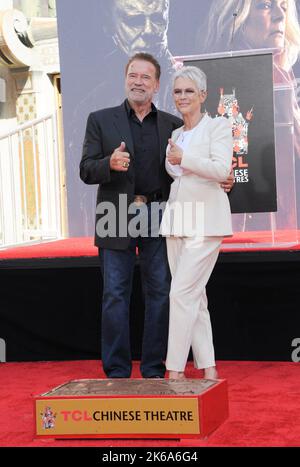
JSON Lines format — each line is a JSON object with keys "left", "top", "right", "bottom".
{"left": 185, "top": 54, "right": 277, "bottom": 214}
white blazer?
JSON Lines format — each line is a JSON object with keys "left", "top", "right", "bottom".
{"left": 160, "top": 114, "right": 233, "bottom": 237}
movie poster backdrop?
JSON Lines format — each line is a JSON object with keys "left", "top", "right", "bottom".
{"left": 56, "top": 0, "right": 300, "bottom": 237}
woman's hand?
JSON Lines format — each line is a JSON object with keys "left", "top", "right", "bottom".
{"left": 167, "top": 139, "right": 183, "bottom": 165}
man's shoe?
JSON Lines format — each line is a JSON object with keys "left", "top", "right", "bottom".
{"left": 106, "top": 374, "right": 131, "bottom": 378}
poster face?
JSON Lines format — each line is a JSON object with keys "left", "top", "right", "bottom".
{"left": 56, "top": 0, "right": 300, "bottom": 236}
{"left": 184, "top": 54, "right": 277, "bottom": 214}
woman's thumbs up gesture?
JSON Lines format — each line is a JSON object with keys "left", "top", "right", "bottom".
{"left": 167, "top": 139, "right": 183, "bottom": 165}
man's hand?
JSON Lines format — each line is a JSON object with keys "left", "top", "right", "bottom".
{"left": 220, "top": 170, "right": 235, "bottom": 193}
{"left": 110, "top": 142, "right": 130, "bottom": 171}
{"left": 167, "top": 139, "right": 183, "bottom": 165}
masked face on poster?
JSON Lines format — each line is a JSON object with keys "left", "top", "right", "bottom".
{"left": 111, "top": 0, "right": 169, "bottom": 57}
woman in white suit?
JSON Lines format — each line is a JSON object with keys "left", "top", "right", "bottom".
{"left": 160, "top": 66, "right": 233, "bottom": 380}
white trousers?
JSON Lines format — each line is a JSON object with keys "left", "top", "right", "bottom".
{"left": 165, "top": 236, "right": 222, "bottom": 372}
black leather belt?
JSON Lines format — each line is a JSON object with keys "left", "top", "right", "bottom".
{"left": 134, "top": 192, "right": 163, "bottom": 205}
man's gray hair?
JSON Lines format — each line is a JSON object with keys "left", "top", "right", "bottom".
{"left": 173, "top": 66, "right": 207, "bottom": 92}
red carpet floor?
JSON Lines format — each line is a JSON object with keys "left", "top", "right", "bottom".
{"left": 0, "top": 360, "right": 299, "bottom": 447}
{"left": 1, "top": 231, "right": 300, "bottom": 261}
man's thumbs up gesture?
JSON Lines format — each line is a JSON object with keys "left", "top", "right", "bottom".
{"left": 167, "top": 139, "right": 183, "bottom": 165}
{"left": 110, "top": 142, "right": 130, "bottom": 171}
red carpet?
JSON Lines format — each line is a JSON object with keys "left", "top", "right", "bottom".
{"left": 1, "top": 231, "right": 300, "bottom": 261}
{"left": 0, "top": 360, "right": 299, "bottom": 447}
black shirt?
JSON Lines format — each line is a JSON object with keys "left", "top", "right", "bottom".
{"left": 125, "top": 99, "right": 161, "bottom": 196}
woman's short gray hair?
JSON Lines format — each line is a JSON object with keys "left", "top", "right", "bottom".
{"left": 173, "top": 66, "right": 207, "bottom": 92}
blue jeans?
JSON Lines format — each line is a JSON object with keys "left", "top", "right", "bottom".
{"left": 99, "top": 227, "right": 170, "bottom": 378}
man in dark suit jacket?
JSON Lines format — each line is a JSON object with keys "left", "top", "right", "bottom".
{"left": 80, "top": 53, "right": 181, "bottom": 378}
